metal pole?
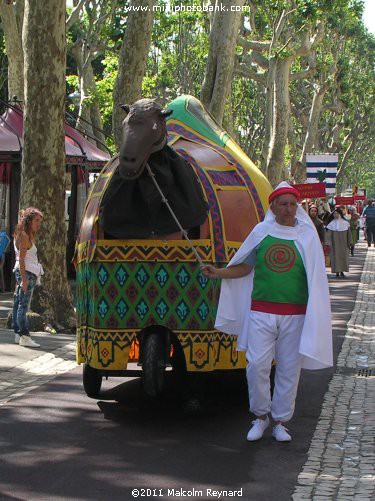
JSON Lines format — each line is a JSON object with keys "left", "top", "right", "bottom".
{"left": 145, "top": 163, "right": 204, "bottom": 265}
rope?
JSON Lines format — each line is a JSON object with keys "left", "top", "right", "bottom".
{"left": 145, "top": 163, "right": 204, "bottom": 265}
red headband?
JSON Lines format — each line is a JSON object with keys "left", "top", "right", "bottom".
{"left": 268, "top": 186, "right": 300, "bottom": 204}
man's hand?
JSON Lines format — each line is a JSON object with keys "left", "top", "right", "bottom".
{"left": 201, "top": 262, "right": 252, "bottom": 280}
{"left": 200, "top": 264, "right": 220, "bottom": 279}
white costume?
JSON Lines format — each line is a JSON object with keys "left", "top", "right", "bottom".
{"left": 215, "top": 182, "right": 332, "bottom": 421}
{"left": 14, "top": 242, "right": 44, "bottom": 285}
{"left": 326, "top": 217, "right": 350, "bottom": 232}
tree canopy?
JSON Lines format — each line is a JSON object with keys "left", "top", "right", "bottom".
{"left": 1, "top": 0, "right": 374, "bottom": 194}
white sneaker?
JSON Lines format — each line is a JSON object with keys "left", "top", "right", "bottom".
{"left": 272, "top": 423, "right": 292, "bottom": 442}
{"left": 14, "top": 333, "right": 20, "bottom": 344}
{"left": 19, "top": 336, "right": 40, "bottom": 348}
{"left": 247, "top": 416, "right": 270, "bottom": 441}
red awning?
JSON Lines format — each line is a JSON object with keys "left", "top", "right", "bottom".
{"left": 0, "top": 105, "right": 110, "bottom": 168}
{"left": 0, "top": 107, "right": 22, "bottom": 161}
{"left": 65, "top": 122, "right": 110, "bottom": 168}
{"left": 0, "top": 120, "right": 21, "bottom": 159}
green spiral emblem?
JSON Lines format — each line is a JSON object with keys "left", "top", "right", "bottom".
{"left": 264, "top": 243, "right": 296, "bottom": 273}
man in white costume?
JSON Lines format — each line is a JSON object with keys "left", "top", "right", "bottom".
{"left": 201, "top": 181, "right": 332, "bottom": 442}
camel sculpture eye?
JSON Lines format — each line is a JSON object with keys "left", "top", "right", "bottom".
{"left": 152, "top": 123, "right": 158, "bottom": 130}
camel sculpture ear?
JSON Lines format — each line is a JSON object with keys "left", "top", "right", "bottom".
{"left": 160, "top": 109, "right": 173, "bottom": 118}
{"left": 121, "top": 104, "right": 131, "bottom": 114}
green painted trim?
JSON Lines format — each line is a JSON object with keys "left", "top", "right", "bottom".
{"left": 167, "top": 95, "right": 230, "bottom": 147}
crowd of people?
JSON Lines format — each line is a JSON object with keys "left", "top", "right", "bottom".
{"left": 304, "top": 197, "right": 375, "bottom": 278}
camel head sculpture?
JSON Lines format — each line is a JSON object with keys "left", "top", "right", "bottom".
{"left": 119, "top": 99, "right": 173, "bottom": 180}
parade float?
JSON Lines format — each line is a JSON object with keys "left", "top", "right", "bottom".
{"left": 75, "top": 95, "right": 272, "bottom": 397}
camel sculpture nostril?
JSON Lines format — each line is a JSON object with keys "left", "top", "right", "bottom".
{"left": 122, "top": 156, "right": 136, "bottom": 163}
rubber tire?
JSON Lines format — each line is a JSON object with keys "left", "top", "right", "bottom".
{"left": 83, "top": 363, "right": 102, "bottom": 397}
{"left": 142, "top": 333, "right": 166, "bottom": 398}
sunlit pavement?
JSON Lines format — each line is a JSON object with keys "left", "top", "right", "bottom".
{"left": 0, "top": 330, "right": 76, "bottom": 406}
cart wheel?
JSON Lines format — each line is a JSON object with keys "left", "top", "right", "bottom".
{"left": 142, "top": 333, "right": 166, "bottom": 398}
{"left": 83, "top": 363, "right": 102, "bottom": 397}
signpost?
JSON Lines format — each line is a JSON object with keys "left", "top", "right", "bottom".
{"left": 334, "top": 196, "right": 355, "bottom": 205}
{"left": 293, "top": 182, "right": 326, "bottom": 199}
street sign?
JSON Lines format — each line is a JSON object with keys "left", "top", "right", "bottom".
{"left": 293, "top": 182, "right": 326, "bottom": 198}
{"left": 335, "top": 196, "right": 355, "bottom": 205}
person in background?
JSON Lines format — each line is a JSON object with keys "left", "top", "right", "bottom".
{"left": 308, "top": 204, "right": 325, "bottom": 246}
{"left": 301, "top": 199, "right": 310, "bottom": 212}
{"left": 326, "top": 208, "right": 351, "bottom": 278}
{"left": 356, "top": 201, "right": 363, "bottom": 216}
{"left": 317, "top": 199, "right": 331, "bottom": 225}
{"left": 12, "top": 207, "right": 44, "bottom": 348}
{"left": 201, "top": 182, "right": 332, "bottom": 443}
{"left": 359, "top": 212, "right": 366, "bottom": 241}
{"left": 339, "top": 204, "right": 347, "bottom": 215}
{"left": 347, "top": 206, "right": 360, "bottom": 256}
{"left": 362, "top": 199, "right": 375, "bottom": 247}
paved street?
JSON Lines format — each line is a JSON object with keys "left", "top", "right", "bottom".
{"left": 0, "top": 242, "right": 373, "bottom": 501}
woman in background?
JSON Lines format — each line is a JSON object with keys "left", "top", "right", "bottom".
{"left": 326, "top": 208, "right": 351, "bottom": 278}
{"left": 347, "top": 206, "right": 360, "bottom": 256}
{"left": 12, "top": 207, "right": 44, "bottom": 348}
{"left": 308, "top": 204, "right": 326, "bottom": 246}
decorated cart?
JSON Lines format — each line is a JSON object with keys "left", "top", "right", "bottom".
{"left": 75, "top": 95, "right": 272, "bottom": 397}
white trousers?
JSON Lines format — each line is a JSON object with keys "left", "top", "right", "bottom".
{"left": 245, "top": 311, "right": 304, "bottom": 422}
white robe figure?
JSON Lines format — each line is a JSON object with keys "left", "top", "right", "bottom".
{"left": 326, "top": 216, "right": 351, "bottom": 273}
{"left": 215, "top": 182, "right": 333, "bottom": 371}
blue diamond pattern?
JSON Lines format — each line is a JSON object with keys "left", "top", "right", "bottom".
{"left": 198, "top": 272, "right": 208, "bottom": 289}
{"left": 115, "top": 265, "right": 128, "bottom": 286}
{"left": 176, "top": 300, "right": 189, "bottom": 321}
{"left": 116, "top": 298, "right": 128, "bottom": 319}
{"left": 156, "top": 266, "right": 169, "bottom": 288}
{"left": 197, "top": 300, "right": 209, "bottom": 321}
{"left": 156, "top": 299, "right": 169, "bottom": 319}
{"left": 177, "top": 266, "right": 190, "bottom": 288}
{"left": 98, "top": 298, "right": 109, "bottom": 318}
{"left": 97, "top": 265, "right": 109, "bottom": 286}
{"left": 136, "top": 266, "right": 150, "bottom": 287}
{"left": 136, "top": 300, "right": 149, "bottom": 320}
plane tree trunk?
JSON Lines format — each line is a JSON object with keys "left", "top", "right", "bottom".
{"left": 21, "top": 0, "right": 75, "bottom": 328}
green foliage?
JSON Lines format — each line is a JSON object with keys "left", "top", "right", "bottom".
{"left": 94, "top": 54, "right": 118, "bottom": 151}
{"left": 142, "top": 0, "right": 209, "bottom": 103}
{"left": 230, "top": 75, "right": 266, "bottom": 163}
{"left": 61, "top": 0, "right": 374, "bottom": 185}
